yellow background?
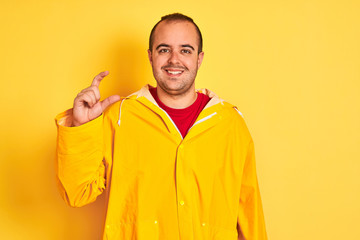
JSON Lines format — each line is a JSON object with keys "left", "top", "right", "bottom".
{"left": 1, "top": 0, "right": 359, "bottom": 239}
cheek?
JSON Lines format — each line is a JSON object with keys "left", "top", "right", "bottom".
{"left": 187, "top": 59, "right": 199, "bottom": 69}
{"left": 151, "top": 60, "right": 161, "bottom": 70}
{"left": 153, "top": 57, "right": 166, "bottom": 68}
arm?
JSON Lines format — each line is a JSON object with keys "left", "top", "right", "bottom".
{"left": 56, "top": 112, "right": 105, "bottom": 207}
{"left": 55, "top": 71, "right": 120, "bottom": 207}
{"left": 237, "top": 140, "right": 267, "bottom": 240}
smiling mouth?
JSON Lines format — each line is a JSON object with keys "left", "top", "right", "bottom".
{"left": 166, "top": 70, "right": 183, "bottom": 75}
{"left": 164, "top": 69, "right": 184, "bottom": 76}
{"left": 162, "top": 65, "right": 186, "bottom": 76}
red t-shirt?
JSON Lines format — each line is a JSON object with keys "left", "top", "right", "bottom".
{"left": 150, "top": 88, "right": 211, "bottom": 138}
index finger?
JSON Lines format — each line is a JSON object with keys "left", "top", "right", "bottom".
{"left": 91, "top": 71, "right": 109, "bottom": 87}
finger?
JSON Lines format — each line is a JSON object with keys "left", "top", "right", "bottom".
{"left": 76, "top": 92, "right": 96, "bottom": 108}
{"left": 81, "top": 86, "right": 101, "bottom": 101}
{"left": 91, "top": 71, "right": 109, "bottom": 87}
{"left": 100, "top": 95, "right": 121, "bottom": 111}
{"left": 83, "top": 91, "right": 97, "bottom": 107}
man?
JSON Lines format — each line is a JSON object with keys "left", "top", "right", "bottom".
{"left": 55, "top": 13, "right": 267, "bottom": 240}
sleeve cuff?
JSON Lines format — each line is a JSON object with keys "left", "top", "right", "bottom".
{"left": 55, "top": 109, "right": 103, "bottom": 155}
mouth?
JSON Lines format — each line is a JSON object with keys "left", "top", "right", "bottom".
{"left": 164, "top": 69, "right": 184, "bottom": 77}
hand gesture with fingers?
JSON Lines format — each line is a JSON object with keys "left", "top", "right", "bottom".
{"left": 72, "top": 71, "right": 121, "bottom": 127}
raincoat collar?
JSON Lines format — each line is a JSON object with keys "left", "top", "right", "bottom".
{"left": 122, "top": 85, "right": 236, "bottom": 141}
{"left": 127, "top": 84, "right": 227, "bottom": 110}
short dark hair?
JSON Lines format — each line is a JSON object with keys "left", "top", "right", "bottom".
{"left": 149, "top": 13, "right": 203, "bottom": 54}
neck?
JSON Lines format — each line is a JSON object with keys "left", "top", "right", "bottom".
{"left": 156, "top": 87, "right": 197, "bottom": 109}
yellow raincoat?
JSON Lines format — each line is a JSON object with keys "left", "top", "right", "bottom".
{"left": 55, "top": 85, "right": 267, "bottom": 240}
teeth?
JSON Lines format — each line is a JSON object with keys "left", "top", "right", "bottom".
{"left": 167, "top": 71, "right": 182, "bottom": 74}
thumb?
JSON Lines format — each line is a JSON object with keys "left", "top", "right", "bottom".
{"left": 100, "top": 95, "right": 121, "bottom": 111}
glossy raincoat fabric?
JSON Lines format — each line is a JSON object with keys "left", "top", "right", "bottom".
{"left": 55, "top": 85, "right": 267, "bottom": 240}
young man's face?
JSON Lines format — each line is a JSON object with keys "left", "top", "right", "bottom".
{"left": 148, "top": 20, "right": 204, "bottom": 97}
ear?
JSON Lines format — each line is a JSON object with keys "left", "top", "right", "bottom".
{"left": 197, "top": 51, "right": 204, "bottom": 68}
{"left": 147, "top": 49, "right": 153, "bottom": 64}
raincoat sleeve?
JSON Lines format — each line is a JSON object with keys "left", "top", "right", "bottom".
{"left": 55, "top": 109, "right": 107, "bottom": 207}
{"left": 237, "top": 139, "right": 267, "bottom": 240}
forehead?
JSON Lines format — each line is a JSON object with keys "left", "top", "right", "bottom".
{"left": 153, "top": 20, "right": 199, "bottom": 48}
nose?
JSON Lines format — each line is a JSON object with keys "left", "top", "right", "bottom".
{"left": 168, "top": 51, "right": 180, "bottom": 65}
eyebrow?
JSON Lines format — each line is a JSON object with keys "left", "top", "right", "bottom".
{"left": 181, "top": 44, "right": 195, "bottom": 51}
{"left": 155, "top": 43, "right": 195, "bottom": 51}
{"left": 155, "top": 44, "right": 170, "bottom": 50}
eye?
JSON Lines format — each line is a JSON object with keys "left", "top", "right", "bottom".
{"left": 159, "top": 48, "right": 170, "bottom": 53}
{"left": 181, "top": 49, "right": 192, "bottom": 54}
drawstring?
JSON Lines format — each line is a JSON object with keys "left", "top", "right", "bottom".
{"left": 233, "top": 107, "right": 243, "bottom": 117}
{"left": 117, "top": 99, "right": 125, "bottom": 126}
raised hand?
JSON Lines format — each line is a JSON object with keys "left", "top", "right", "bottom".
{"left": 72, "top": 71, "right": 121, "bottom": 126}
